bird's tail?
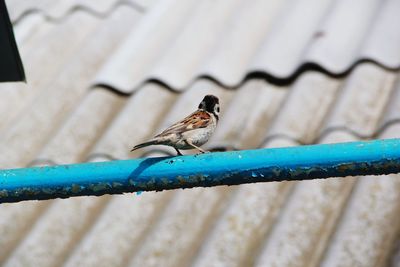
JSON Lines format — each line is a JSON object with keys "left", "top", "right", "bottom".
{"left": 130, "top": 139, "right": 159, "bottom": 152}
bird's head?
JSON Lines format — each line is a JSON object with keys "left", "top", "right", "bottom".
{"left": 199, "top": 95, "right": 220, "bottom": 119}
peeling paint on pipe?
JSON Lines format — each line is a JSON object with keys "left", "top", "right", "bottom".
{"left": 1, "top": 139, "right": 400, "bottom": 203}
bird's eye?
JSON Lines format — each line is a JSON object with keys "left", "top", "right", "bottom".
{"left": 216, "top": 107, "right": 220, "bottom": 112}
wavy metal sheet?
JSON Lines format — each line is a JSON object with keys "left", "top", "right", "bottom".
{"left": 93, "top": 0, "right": 400, "bottom": 92}
{"left": 5, "top": 0, "right": 153, "bottom": 22}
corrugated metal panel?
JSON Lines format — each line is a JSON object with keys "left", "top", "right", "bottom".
{"left": 91, "top": 84, "right": 177, "bottom": 160}
{"left": 0, "top": 7, "right": 141, "bottom": 169}
{"left": 127, "top": 187, "right": 231, "bottom": 267}
{"left": 5, "top": 0, "right": 154, "bottom": 22}
{"left": 317, "top": 126, "right": 400, "bottom": 267}
{"left": 254, "top": 109, "right": 392, "bottom": 267}
{"left": 255, "top": 133, "right": 358, "bottom": 267}
{"left": 0, "top": 12, "right": 96, "bottom": 134}
{"left": 322, "top": 63, "right": 398, "bottom": 137}
{"left": 35, "top": 88, "right": 127, "bottom": 165}
{"left": 265, "top": 72, "right": 341, "bottom": 144}
{"left": 381, "top": 79, "right": 400, "bottom": 130}
{"left": 0, "top": 201, "right": 49, "bottom": 263}
{"left": 1, "top": 2, "right": 400, "bottom": 267}
{"left": 3, "top": 196, "right": 109, "bottom": 267}
{"left": 193, "top": 139, "right": 297, "bottom": 267}
{"left": 208, "top": 80, "right": 287, "bottom": 149}
{"left": 93, "top": 0, "right": 400, "bottom": 92}
{"left": 64, "top": 190, "right": 172, "bottom": 267}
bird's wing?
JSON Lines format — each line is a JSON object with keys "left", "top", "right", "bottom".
{"left": 155, "top": 110, "right": 211, "bottom": 137}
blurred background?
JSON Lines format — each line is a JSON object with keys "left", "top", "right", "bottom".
{"left": 1, "top": 0, "right": 400, "bottom": 266}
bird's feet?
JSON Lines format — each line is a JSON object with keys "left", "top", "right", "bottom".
{"left": 174, "top": 148, "right": 183, "bottom": 156}
{"left": 196, "top": 149, "right": 210, "bottom": 154}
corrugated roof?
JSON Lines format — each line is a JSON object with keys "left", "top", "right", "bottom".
{"left": 6, "top": 0, "right": 152, "bottom": 23}
{"left": 1, "top": 1, "right": 400, "bottom": 266}
{"left": 93, "top": 0, "right": 400, "bottom": 92}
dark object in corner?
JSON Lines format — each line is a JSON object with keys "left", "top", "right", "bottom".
{"left": 0, "top": 0, "right": 25, "bottom": 82}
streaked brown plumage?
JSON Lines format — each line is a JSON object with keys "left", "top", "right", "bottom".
{"left": 131, "top": 95, "right": 220, "bottom": 155}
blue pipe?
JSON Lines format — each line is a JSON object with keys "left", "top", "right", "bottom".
{"left": 1, "top": 139, "right": 400, "bottom": 203}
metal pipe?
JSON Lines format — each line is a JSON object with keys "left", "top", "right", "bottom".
{"left": 1, "top": 138, "right": 400, "bottom": 203}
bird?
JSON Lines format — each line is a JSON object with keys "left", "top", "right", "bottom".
{"left": 130, "top": 94, "right": 220, "bottom": 156}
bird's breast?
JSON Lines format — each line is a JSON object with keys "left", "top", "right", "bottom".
{"left": 182, "top": 121, "right": 216, "bottom": 147}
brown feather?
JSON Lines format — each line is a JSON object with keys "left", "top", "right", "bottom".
{"left": 155, "top": 111, "right": 211, "bottom": 137}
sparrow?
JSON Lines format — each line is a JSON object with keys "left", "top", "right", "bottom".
{"left": 131, "top": 94, "right": 220, "bottom": 156}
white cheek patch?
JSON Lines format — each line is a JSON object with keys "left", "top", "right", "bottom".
{"left": 215, "top": 105, "right": 220, "bottom": 114}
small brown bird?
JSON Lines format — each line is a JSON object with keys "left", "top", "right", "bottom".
{"left": 131, "top": 95, "right": 220, "bottom": 155}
